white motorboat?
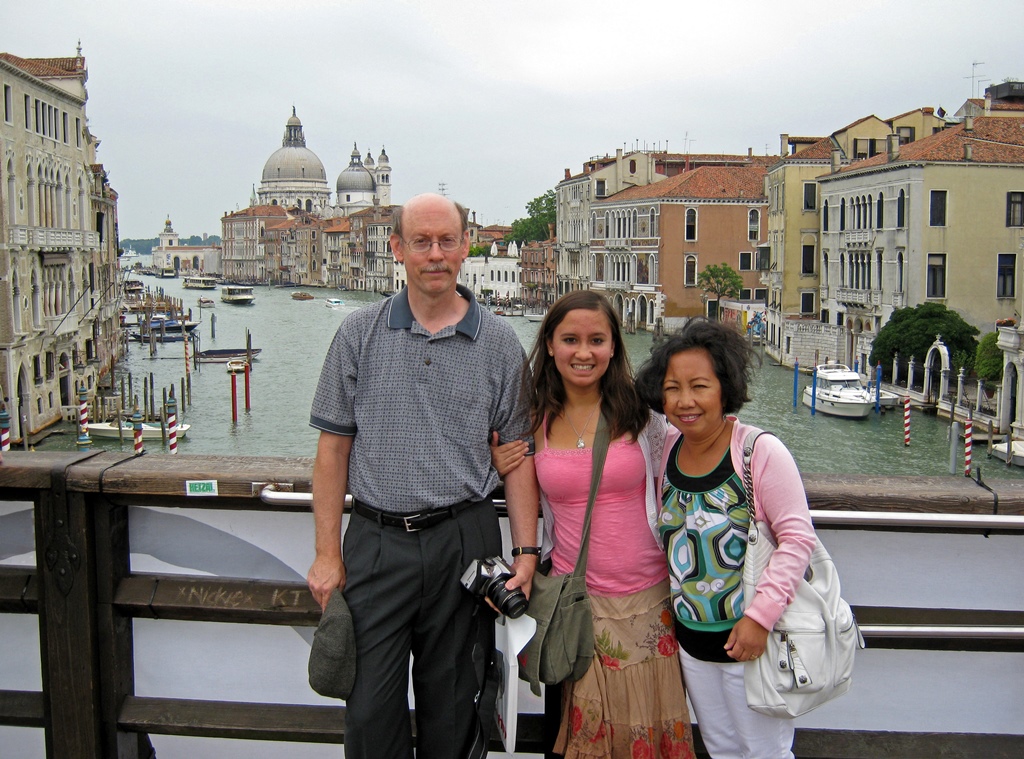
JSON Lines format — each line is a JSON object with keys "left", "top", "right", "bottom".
{"left": 88, "top": 420, "right": 190, "bottom": 440}
{"left": 991, "top": 439, "right": 1024, "bottom": 467}
{"left": 802, "top": 364, "right": 874, "bottom": 418}
{"left": 221, "top": 285, "right": 256, "bottom": 305}
{"left": 325, "top": 298, "right": 344, "bottom": 309}
{"left": 524, "top": 313, "right": 545, "bottom": 323}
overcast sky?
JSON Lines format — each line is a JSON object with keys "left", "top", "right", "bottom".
{"left": 6, "top": 0, "right": 1022, "bottom": 239}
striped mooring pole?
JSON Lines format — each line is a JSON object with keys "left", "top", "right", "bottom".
{"left": 903, "top": 396, "right": 911, "bottom": 446}
{"left": 167, "top": 390, "right": 178, "bottom": 455}
{"left": 132, "top": 406, "right": 145, "bottom": 455}
{"left": 964, "top": 411, "right": 973, "bottom": 477}
{"left": 0, "top": 403, "right": 10, "bottom": 452}
{"left": 76, "top": 384, "right": 92, "bottom": 450}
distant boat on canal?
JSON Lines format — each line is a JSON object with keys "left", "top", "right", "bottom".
{"left": 182, "top": 275, "right": 219, "bottom": 290}
{"left": 196, "top": 348, "right": 262, "bottom": 364}
{"left": 221, "top": 285, "right": 256, "bottom": 305}
{"left": 88, "top": 419, "right": 191, "bottom": 440}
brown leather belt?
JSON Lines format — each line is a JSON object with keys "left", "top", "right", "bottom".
{"left": 352, "top": 498, "right": 480, "bottom": 532}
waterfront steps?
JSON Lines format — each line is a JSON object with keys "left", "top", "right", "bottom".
{"left": 1, "top": 451, "right": 1022, "bottom": 758}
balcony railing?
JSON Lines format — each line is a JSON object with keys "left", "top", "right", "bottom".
{"left": 836, "top": 288, "right": 882, "bottom": 306}
{"left": 1, "top": 452, "right": 1022, "bottom": 758}
{"left": 8, "top": 226, "right": 100, "bottom": 251}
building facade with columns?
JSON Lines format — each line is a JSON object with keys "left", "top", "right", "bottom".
{"left": 0, "top": 49, "right": 122, "bottom": 443}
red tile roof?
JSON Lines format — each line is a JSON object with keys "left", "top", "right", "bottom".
{"left": 323, "top": 217, "right": 351, "bottom": 233}
{"left": 605, "top": 165, "right": 766, "bottom": 202}
{"left": 0, "top": 53, "right": 85, "bottom": 79}
{"left": 223, "top": 205, "right": 290, "bottom": 219}
{"left": 788, "top": 136, "right": 836, "bottom": 161}
{"left": 840, "top": 116, "right": 1024, "bottom": 171}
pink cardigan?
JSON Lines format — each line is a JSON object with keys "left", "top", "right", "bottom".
{"left": 659, "top": 417, "right": 816, "bottom": 631}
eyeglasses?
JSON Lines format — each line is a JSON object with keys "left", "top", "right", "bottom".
{"left": 401, "top": 236, "right": 463, "bottom": 254}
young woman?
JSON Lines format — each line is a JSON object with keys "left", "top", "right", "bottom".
{"left": 496, "top": 290, "right": 694, "bottom": 758}
{"left": 635, "top": 319, "right": 816, "bottom": 759}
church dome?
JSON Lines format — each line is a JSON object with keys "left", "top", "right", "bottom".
{"left": 261, "top": 109, "right": 327, "bottom": 183}
{"left": 336, "top": 143, "right": 376, "bottom": 193}
{"left": 263, "top": 146, "right": 327, "bottom": 182}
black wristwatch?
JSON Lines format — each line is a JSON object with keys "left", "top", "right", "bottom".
{"left": 511, "top": 546, "right": 541, "bottom": 557}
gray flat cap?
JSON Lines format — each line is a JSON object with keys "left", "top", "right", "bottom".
{"left": 308, "top": 589, "right": 357, "bottom": 699}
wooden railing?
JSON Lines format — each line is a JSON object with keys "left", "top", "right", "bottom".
{"left": 1, "top": 451, "right": 1023, "bottom": 758}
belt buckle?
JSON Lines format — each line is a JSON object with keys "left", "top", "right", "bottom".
{"left": 402, "top": 513, "right": 424, "bottom": 532}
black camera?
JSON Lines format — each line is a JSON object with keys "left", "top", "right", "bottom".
{"left": 460, "top": 556, "right": 529, "bottom": 619}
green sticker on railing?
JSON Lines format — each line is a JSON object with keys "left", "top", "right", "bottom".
{"left": 185, "top": 480, "right": 219, "bottom": 496}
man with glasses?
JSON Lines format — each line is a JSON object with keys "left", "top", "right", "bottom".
{"left": 308, "top": 193, "right": 539, "bottom": 758}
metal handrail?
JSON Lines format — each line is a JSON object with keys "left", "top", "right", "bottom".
{"left": 858, "top": 625, "right": 1024, "bottom": 639}
{"left": 257, "top": 487, "right": 1024, "bottom": 531}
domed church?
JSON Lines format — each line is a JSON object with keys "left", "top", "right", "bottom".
{"left": 256, "top": 108, "right": 391, "bottom": 217}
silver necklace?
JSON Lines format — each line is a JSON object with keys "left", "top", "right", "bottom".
{"left": 564, "top": 400, "right": 601, "bottom": 449}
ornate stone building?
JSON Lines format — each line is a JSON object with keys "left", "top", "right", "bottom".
{"left": 0, "top": 48, "right": 121, "bottom": 443}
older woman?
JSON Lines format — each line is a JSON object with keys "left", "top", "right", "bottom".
{"left": 635, "top": 319, "right": 816, "bottom": 759}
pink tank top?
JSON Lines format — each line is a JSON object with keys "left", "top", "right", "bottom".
{"left": 535, "top": 423, "right": 667, "bottom": 596}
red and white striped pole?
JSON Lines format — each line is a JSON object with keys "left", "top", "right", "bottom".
{"left": 903, "top": 396, "right": 911, "bottom": 446}
{"left": 133, "top": 406, "right": 145, "bottom": 455}
{"left": 0, "top": 403, "right": 10, "bottom": 452}
{"left": 167, "top": 391, "right": 178, "bottom": 455}
{"left": 964, "top": 412, "right": 973, "bottom": 477}
{"left": 76, "top": 384, "right": 92, "bottom": 450}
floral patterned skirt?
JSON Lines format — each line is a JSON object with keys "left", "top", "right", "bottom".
{"left": 554, "top": 580, "right": 696, "bottom": 759}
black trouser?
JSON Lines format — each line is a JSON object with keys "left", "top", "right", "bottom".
{"left": 341, "top": 499, "right": 501, "bottom": 759}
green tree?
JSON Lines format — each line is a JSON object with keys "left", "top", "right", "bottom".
{"left": 974, "top": 331, "right": 1004, "bottom": 382}
{"left": 468, "top": 244, "right": 490, "bottom": 258}
{"left": 507, "top": 190, "right": 555, "bottom": 242}
{"left": 696, "top": 264, "right": 743, "bottom": 319}
{"left": 870, "top": 302, "right": 979, "bottom": 376}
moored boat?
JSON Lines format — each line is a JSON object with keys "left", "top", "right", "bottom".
{"left": 991, "top": 439, "right": 1024, "bottom": 467}
{"left": 88, "top": 420, "right": 191, "bottom": 440}
{"left": 221, "top": 285, "right": 256, "bottom": 305}
{"left": 226, "top": 359, "right": 249, "bottom": 374}
{"left": 291, "top": 291, "right": 314, "bottom": 301}
{"left": 524, "top": 313, "right": 545, "bottom": 322}
{"left": 196, "top": 348, "right": 262, "bottom": 364}
{"left": 197, "top": 296, "right": 216, "bottom": 308}
{"left": 802, "top": 363, "right": 874, "bottom": 418}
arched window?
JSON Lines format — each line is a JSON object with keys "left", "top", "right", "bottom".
{"left": 685, "top": 255, "right": 697, "bottom": 286}
{"left": 897, "top": 190, "right": 906, "bottom": 228}
{"left": 876, "top": 251, "right": 883, "bottom": 290}
{"left": 748, "top": 209, "right": 759, "bottom": 241}
{"left": 649, "top": 209, "right": 657, "bottom": 237}
{"left": 822, "top": 199, "right": 829, "bottom": 231}
{"left": 685, "top": 209, "right": 697, "bottom": 241}
{"left": 876, "top": 193, "right": 884, "bottom": 228}
{"left": 897, "top": 251, "right": 904, "bottom": 292}
{"left": 839, "top": 253, "right": 846, "bottom": 287}
{"left": 629, "top": 159, "right": 637, "bottom": 173}
{"left": 822, "top": 252, "right": 829, "bottom": 288}
{"left": 840, "top": 199, "right": 846, "bottom": 231}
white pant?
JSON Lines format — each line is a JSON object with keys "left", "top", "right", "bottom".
{"left": 679, "top": 648, "right": 795, "bottom": 759}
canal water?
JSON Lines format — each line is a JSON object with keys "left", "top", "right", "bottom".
{"left": 37, "top": 277, "right": 1024, "bottom": 481}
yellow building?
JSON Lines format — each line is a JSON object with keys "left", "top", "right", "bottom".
{"left": 0, "top": 49, "right": 121, "bottom": 443}
{"left": 764, "top": 108, "right": 947, "bottom": 367}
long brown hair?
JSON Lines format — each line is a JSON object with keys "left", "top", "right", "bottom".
{"left": 525, "top": 290, "right": 647, "bottom": 441}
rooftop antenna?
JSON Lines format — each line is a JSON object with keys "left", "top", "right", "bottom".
{"left": 683, "top": 132, "right": 695, "bottom": 154}
{"left": 437, "top": 182, "right": 448, "bottom": 197}
{"left": 965, "top": 61, "right": 987, "bottom": 98}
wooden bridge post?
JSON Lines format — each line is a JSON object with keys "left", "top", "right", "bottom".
{"left": 35, "top": 455, "right": 104, "bottom": 758}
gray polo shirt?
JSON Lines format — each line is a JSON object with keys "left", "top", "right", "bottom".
{"left": 310, "top": 285, "right": 531, "bottom": 513}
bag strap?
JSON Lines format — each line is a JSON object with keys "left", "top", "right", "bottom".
{"left": 741, "top": 426, "right": 770, "bottom": 525}
{"left": 572, "top": 413, "right": 610, "bottom": 577}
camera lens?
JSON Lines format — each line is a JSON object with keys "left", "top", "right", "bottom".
{"left": 486, "top": 577, "right": 529, "bottom": 619}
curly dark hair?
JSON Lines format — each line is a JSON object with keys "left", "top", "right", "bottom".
{"left": 635, "top": 318, "right": 758, "bottom": 415}
{"left": 526, "top": 290, "right": 648, "bottom": 441}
